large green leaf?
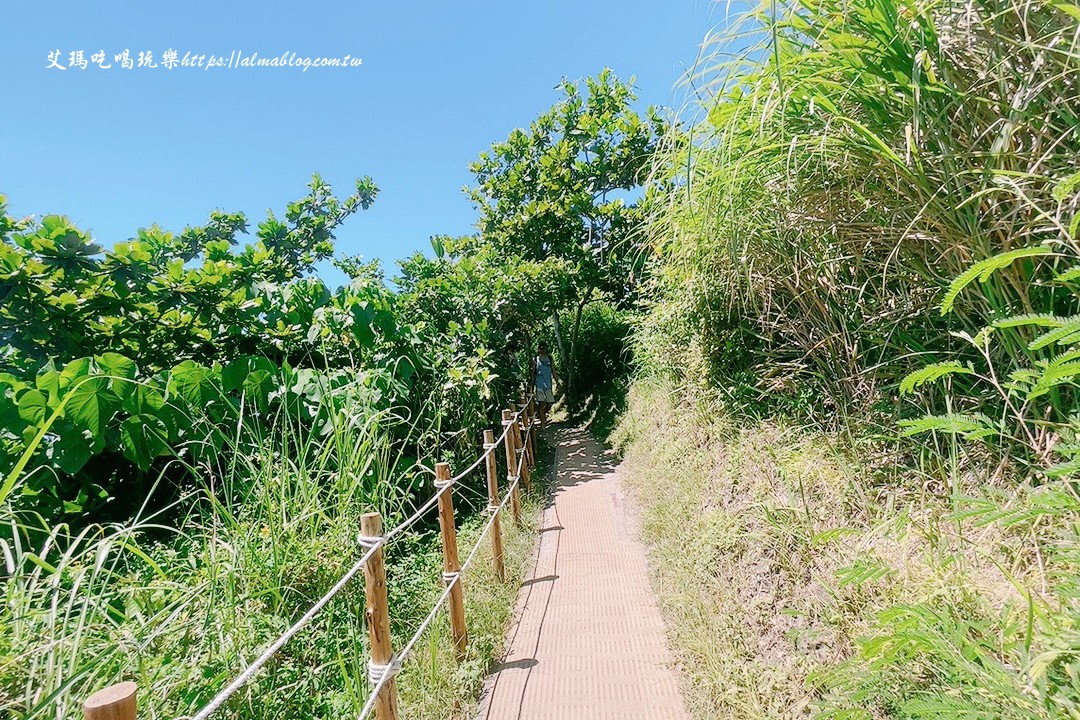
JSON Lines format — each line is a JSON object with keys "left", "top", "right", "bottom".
{"left": 122, "top": 383, "right": 166, "bottom": 416}
{"left": 167, "top": 361, "right": 221, "bottom": 408}
{"left": 243, "top": 370, "right": 276, "bottom": 405}
{"left": 17, "top": 390, "right": 48, "bottom": 426}
{"left": 64, "top": 377, "right": 116, "bottom": 446}
{"left": 221, "top": 357, "right": 251, "bottom": 393}
{"left": 222, "top": 356, "right": 277, "bottom": 393}
{"left": 95, "top": 352, "right": 137, "bottom": 400}
{"left": 59, "top": 357, "right": 93, "bottom": 389}
{"left": 51, "top": 427, "right": 93, "bottom": 475}
{"left": 34, "top": 366, "right": 60, "bottom": 398}
{"left": 120, "top": 415, "right": 170, "bottom": 471}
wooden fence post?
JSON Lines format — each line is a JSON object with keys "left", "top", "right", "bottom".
{"left": 519, "top": 401, "right": 534, "bottom": 470}
{"left": 528, "top": 398, "right": 538, "bottom": 465}
{"left": 501, "top": 410, "right": 522, "bottom": 523}
{"left": 83, "top": 682, "right": 136, "bottom": 720}
{"left": 360, "top": 512, "right": 399, "bottom": 720}
{"left": 435, "top": 462, "right": 468, "bottom": 656}
{"left": 483, "top": 430, "right": 506, "bottom": 581}
{"left": 513, "top": 413, "right": 532, "bottom": 492}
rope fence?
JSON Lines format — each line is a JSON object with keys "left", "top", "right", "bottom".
{"left": 81, "top": 397, "right": 541, "bottom": 720}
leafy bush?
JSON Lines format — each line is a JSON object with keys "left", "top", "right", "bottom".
{"left": 0, "top": 174, "right": 551, "bottom": 718}
{"left": 0, "top": 175, "right": 550, "bottom": 526}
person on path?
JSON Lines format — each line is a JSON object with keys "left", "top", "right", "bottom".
{"left": 532, "top": 342, "right": 558, "bottom": 428}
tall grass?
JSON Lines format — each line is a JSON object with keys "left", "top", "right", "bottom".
{"left": 0, "top": 376, "right": 535, "bottom": 719}
{"left": 626, "top": 0, "right": 1080, "bottom": 714}
{"left": 641, "top": 0, "right": 1080, "bottom": 422}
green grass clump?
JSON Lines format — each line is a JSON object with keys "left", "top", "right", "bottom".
{"left": 639, "top": 0, "right": 1080, "bottom": 425}
{"left": 0, "top": 393, "right": 546, "bottom": 720}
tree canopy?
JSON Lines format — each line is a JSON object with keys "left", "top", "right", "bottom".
{"left": 466, "top": 69, "right": 663, "bottom": 397}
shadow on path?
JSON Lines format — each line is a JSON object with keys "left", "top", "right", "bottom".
{"left": 474, "top": 425, "right": 689, "bottom": 720}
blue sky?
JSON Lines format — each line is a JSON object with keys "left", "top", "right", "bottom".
{"left": 1, "top": 1, "right": 727, "bottom": 289}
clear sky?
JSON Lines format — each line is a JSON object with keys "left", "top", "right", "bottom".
{"left": 1, "top": 1, "right": 727, "bottom": 289}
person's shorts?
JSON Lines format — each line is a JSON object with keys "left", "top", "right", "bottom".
{"left": 535, "top": 387, "right": 555, "bottom": 404}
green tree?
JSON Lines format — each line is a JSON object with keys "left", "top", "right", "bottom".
{"left": 394, "top": 236, "right": 561, "bottom": 438}
{"left": 467, "top": 69, "right": 663, "bottom": 400}
{"left": 0, "top": 177, "right": 423, "bottom": 520}
{"left": 0, "top": 175, "right": 379, "bottom": 376}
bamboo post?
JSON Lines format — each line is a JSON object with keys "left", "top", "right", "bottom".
{"left": 483, "top": 430, "right": 506, "bottom": 581}
{"left": 519, "top": 402, "right": 534, "bottom": 470}
{"left": 360, "top": 512, "right": 399, "bottom": 720}
{"left": 513, "top": 413, "right": 532, "bottom": 492}
{"left": 435, "top": 462, "right": 468, "bottom": 655}
{"left": 526, "top": 399, "right": 537, "bottom": 465}
{"left": 501, "top": 410, "right": 522, "bottom": 522}
{"left": 83, "top": 683, "right": 136, "bottom": 720}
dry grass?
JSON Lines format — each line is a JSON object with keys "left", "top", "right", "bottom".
{"left": 611, "top": 381, "right": 1076, "bottom": 718}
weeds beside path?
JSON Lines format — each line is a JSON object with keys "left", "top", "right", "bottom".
{"left": 612, "top": 382, "right": 1080, "bottom": 719}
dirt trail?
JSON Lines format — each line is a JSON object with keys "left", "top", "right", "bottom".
{"left": 475, "top": 425, "right": 690, "bottom": 720}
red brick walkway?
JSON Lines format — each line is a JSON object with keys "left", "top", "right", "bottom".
{"left": 476, "top": 426, "right": 690, "bottom": 720}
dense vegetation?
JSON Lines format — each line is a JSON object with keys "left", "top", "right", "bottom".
{"left": 0, "top": 175, "right": 547, "bottom": 717}
{"left": 6, "top": 0, "right": 1080, "bottom": 714}
{"left": 621, "top": 0, "right": 1080, "bottom": 716}
{"left": 0, "top": 71, "right": 657, "bottom": 717}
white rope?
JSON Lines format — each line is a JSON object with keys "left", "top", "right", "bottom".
{"left": 189, "top": 395, "right": 536, "bottom": 720}
{"left": 189, "top": 542, "right": 380, "bottom": 720}
{"left": 357, "top": 573, "right": 459, "bottom": 719}
{"left": 460, "top": 473, "right": 521, "bottom": 575}
{"left": 446, "top": 403, "right": 525, "bottom": 484}
{"left": 514, "top": 421, "right": 532, "bottom": 478}
{"left": 357, "top": 535, "right": 383, "bottom": 549}
{"left": 367, "top": 655, "right": 401, "bottom": 684}
{"left": 356, "top": 469, "right": 524, "bottom": 719}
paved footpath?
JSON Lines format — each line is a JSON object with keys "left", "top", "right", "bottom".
{"left": 475, "top": 425, "right": 690, "bottom": 720}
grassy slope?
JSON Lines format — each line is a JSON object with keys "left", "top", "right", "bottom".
{"left": 611, "top": 382, "right": 1080, "bottom": 719}
{"left": 1, "top": 428, "right": 549, "bottom": 720}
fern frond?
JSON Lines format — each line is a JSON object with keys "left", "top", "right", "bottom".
{"left": 940, "top": 246, "right": 1053, "bottom": 315}
{"left": 1052, "top": 170, "right": 1080, "bottom": 202}
{"left": 1028, "top": 316, "right": 1080, "bottom": 350}
{"left": 1008, "top": 368, "right": 1039, "bottom": 384}
{"left": 952, "top": 489, "right": 1077, "bottom": 525}
{"left": 992, "top": 313, "right": 1066, "bottom": 329}
{"left": 1052, "top": 439, "right": 1080, "bottom": 457}
{"left": 901, "top": 696, "right": 986, "bottom": 717}
{"left": 1044, "top": 458, "right": 1080, "bottom": 477}
{"left": 899, "top": 361, "right": 974, "bottom": 395}
{"left": 1044, "top": 348, "right": 1080, "bottom": 370}
{"left": 898, "top": 413, "right": 998, "bottom": 440}
{"left": 1028, "top": 361, "right": 1080, "bottom": 399}
{"left": 837, "top": 557, "right": 892, "bottom": 587}
{"left": 1053, "top": 264, "right": 1080, "bottom": 284}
